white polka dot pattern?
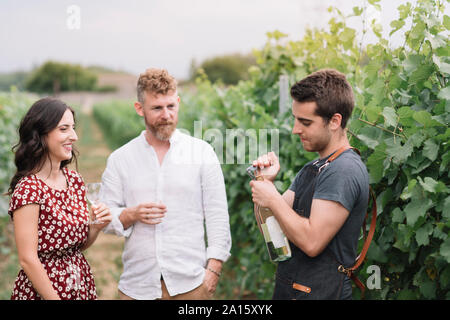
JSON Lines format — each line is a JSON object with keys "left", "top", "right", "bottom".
{"left": 8, "top": 167, "right": 97, "bottom": 300}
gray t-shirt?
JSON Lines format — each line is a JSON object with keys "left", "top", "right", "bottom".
{"left": 289, "top": 149, "right": 369, "bottom": 267}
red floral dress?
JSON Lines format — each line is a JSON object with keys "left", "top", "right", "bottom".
{"left": 8, "top": 167, "right": 97, "bottom": 300}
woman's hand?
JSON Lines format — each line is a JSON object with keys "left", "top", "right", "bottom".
{"left": 90, "top": 202, "right": 113, "bottom": 231}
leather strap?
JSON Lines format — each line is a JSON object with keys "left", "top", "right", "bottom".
{"left": 327, "top": 146, "right": 351, "bottom": 162}
{"left": 293, "top": 282, "right": 312, "bottom": 294}
{"left": 317, "top": 146, "right": 352, "bottom": 173}
{"left": 351, "top": 187, "right": 377, "bottom": 271}
{"left": 327, "top": 147, "right": 377, "bottom": 298}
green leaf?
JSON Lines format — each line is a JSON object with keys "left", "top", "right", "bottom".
{"left": 432, "top": 55, "right": 450, "bottom": 75}
{"left": 443, "top": 196, "right": 450, "bottom": 220}
{"left": 404, "top": 198, "right": 432, "bottom": 227}
{"left": 407, "top": 132, "right": 426, "bottom": 148}
{"left": 386, "top": 140, "right": 413, "bottom": 163}
{"left": 352, "top": 6, "right": 363, "bottom": 16}
{"left": 393, "top": 224, "right": 412, "bottom": 252}
{"left": 440, "top": 265, "right": 450, "bottom": 290}
{"left": 413, "top": 110, "right": 445, "bottom": 127}
{"left": 367, "top": 78, "right": 385, "bottom": 103}
{"left": 340, "top": 27, "right": 356, "bottom": 49}
{"left": 419, "top": 280, "right": 437, "bottom": 299}
{"left": 418, "top": 176, "right": 439, "bottom": 193}
{"left": 367, "top": 144, "right": 387, "bottom": 183}
{"left": 367, "top": 241, "right": 388, "bottom": 263}
{"left": 409, "top": 64, "right": 435, "bottom": 84}
{"left": 403, "top": 55, "right": 422, "bottom": 74}
{"left": 397, "top": 3, "right": 411, "bottom": 20}
{"left": 438, "top": 86, "right": 450, "bottom": 101}
{"left": 422, "top": 139, "right": 439, "bottom": 162}
{"left": 397, "top": 106, "right": 415, "bottom": 127}
{"left": 392, "top": 207, "right": 404, "bottom": 223}
{"left": 425, "top": 31, "right": 447, "bottom": 50}
{"left": 382, "top": 107, "right": 397, "bottom": 127}
{"left": 389, "top": 19, "right": 405, "bottom": 36}
{"left": 440, "top": 237, "right": 450, "bottom": 263}
{"left": 444, "top": 15, "right": 450, "bottom": 30}
{"left": 356, "top": 126, "right": 381, "bottom": 149}
{"left": 415, "top": 223, "right": 433, "bottom": 246}
{"left": 365, "top": 104, "right": 383, "bottom": 123}
{"left": 433, "top": 223, "right": 447, "bottom": 240}
{"left": 400, "top": 179, "right": 417, "bottom": 200}
{"left": 397, "top": 289, "right": 417, "bottom": 300}
{"left": 266, "top": 30, "right": 288, "bottom": 40}
{"left": 409, "top": 20, "right": 426, "bottom": 41}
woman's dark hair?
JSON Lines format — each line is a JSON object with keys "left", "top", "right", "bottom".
{"left": 7, "top": 97, "right": 78, "bottom": 195}
{"left": 290, "top": 69, "right": 354, "bottom": 128}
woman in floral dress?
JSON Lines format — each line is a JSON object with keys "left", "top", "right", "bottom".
{"left": 7, "top": 97, "right": 112, "bottom": 300}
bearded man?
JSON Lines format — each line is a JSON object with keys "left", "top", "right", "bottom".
{"left": 100, "top": 68, "right": 231, "bottom": 300}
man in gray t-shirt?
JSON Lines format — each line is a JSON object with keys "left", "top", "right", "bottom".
{"left": 250, "top": 69, "right": 369, "bottom": 299}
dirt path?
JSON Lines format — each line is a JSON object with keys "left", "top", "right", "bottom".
{"left": 74, "top": 96, "right": 125, "bottom": 300}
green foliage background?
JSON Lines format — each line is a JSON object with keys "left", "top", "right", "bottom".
{"left": 25, "top": 61, "right": 97, "bottom": 94}
{"left": 1, "top": 0, "right": 448, "bottom": 300}
{"left": 190, "top": 53, "right": 257, "bottom": 85}
{"left": 92, "top": 100, "right": 144, "bottom": 150}
{"left": 0, "top": 90, "right": 34, "bottom": 208}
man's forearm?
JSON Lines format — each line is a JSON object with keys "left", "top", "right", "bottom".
{"left": 269, "top": 195, "right": 349, "bottom": 258}
{"left": 119, "top": 207, "right": 136, "bottom": 230}
{"left": 268, "top": 194, "right": 314, "bottom": 255}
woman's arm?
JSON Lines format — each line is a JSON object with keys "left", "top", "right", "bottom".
{"left": 13, "top": 204, "right": 60, "bottom": 300}
{"left": 80, "top": 202, "right": 112, "bottom": 251}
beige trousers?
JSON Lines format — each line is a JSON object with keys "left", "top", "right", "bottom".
{"left": 118, "top": 280, "right": 213, "bottom": 300}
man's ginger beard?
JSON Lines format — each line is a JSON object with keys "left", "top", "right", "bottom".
{"left": 145, "top": 115, "right": 177, "bottom": 141}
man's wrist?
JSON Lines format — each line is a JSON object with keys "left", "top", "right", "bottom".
{"left": 207, "top": 267, "right": 221, "bottom": 278}
{"left": 206, "top": 259, "right": 223, "bottom": 277}
{"left": 119, "top": 207, "right": 136, "bottom": 229}
{"left": 268, "top": 192, "right": 284, "bottom": 212}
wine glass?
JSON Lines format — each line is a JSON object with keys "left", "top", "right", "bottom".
{"left": 86, "top": 182, "right": 102, "bottom": 224}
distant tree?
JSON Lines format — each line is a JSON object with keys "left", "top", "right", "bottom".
{"left": 0, "top": 71, "right": 28, "bottom": 91}
{"left": 25, "top": 61, "right": 97, "bottom": 94}
{"left": 190, "top": 53, "right": 256, "bottom": 85}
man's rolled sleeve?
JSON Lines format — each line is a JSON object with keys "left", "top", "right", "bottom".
{"left": 100, "top": 154, "right": 133, "bottom": 238}
{"left": 103, "top": 207, "right": 133, "bottom": 237}
{"left": 201, "top": 145, "right": 232, "bottom": 263}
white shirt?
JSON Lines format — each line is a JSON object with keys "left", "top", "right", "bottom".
{"left": 100, "top": 130, "right": 231, "bottom": 300}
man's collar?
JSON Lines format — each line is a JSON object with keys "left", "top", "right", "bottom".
{"left": 168, "top": 129, "right": 181, "bottom": 144}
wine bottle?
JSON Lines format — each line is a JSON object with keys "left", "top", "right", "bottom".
{"left": 247, "top": 165, "right": 292, "bottom": 262}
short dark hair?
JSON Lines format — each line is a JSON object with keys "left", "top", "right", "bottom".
{"left": 290, "top": 69, "right": 354, "bottom": 128}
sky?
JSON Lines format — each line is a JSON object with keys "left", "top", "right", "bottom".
{"left": 1, "top": 0, "right": 447, "bottom": 79}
